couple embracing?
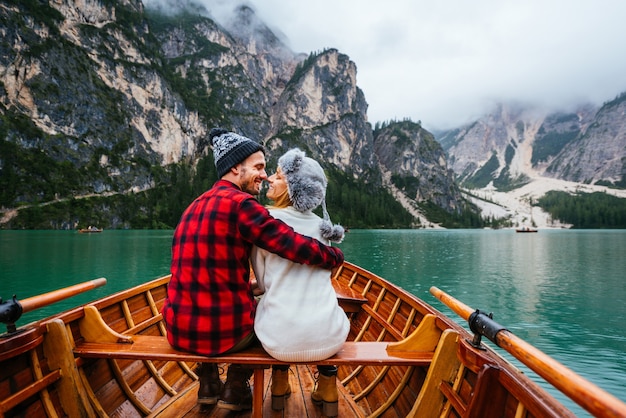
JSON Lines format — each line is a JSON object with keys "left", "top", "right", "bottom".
{"left": 162, "top": 128, "right": 348, "bottom": 417}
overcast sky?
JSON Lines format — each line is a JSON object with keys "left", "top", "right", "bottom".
{"left": 161, "top": 0, "right": 626, "bottom": 130}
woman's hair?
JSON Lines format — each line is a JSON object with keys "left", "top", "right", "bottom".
{"left": 269, "top": 187, "right": 291, "bottom": 209}
{"left": 267, "top": 168, "right": 292, "bottom": 209}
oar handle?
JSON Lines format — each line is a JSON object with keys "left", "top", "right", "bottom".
{"left": 429, "top": 286, "right": 474, "bottom": 320}
{"left": 19, "top": 278, "right": 107, "bottom": 313}
{"left": 429, "top": 286, "right": 626, "bottom": 418}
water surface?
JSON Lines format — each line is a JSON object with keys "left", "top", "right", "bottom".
{"left": 1, "top": 229, "right": 624, "bottom": 416}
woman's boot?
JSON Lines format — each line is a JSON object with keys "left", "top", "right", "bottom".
{"left": 271, "top": 365, "right": 291, "bottom": 410}
{"left": 311, "top": 366, "right": 338, "bottom": 417}
{"left": 197, "top": 363, "right": 223, "bottom": 405}
{"left": 217, "top": 364, "right": 253, "bottom": 411}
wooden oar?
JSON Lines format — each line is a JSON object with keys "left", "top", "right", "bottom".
{"left": 19, "top": 278, "right": 107, "bottom": 313}
{"left": 430, "top": 286, "right": 626, "bottom": 418}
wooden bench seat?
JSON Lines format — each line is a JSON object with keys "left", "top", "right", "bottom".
{"left": 74, "top": 335, "right": 434, "bottom": 366}
{"left": 73, "top": 306, "right": 443, "bottom": 418}
{"left": 74, "top": 335, "right": 434, "bottom": 418}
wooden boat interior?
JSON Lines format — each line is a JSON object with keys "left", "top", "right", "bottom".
{"left": 1, "top": 261, "right": 625, "bottom": 417}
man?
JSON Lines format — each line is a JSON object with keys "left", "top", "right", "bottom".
{"left": 161, "top": 128, "right": 344, "bottom": 411}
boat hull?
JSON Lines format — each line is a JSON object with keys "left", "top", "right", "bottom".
{"left": 2, "top": 262, "right": 621, "bottom": 417}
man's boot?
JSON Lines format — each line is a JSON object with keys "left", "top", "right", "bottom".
{"left": 217, "top": 364, "right": 253, "bottom": 411}
{"left": 271, "top": 365, "right": 291, "bottom": 410}
{"left": 197, "top": 363, "right": 223, "bottom": 405}
{"left": 311, "top": 366, "right": 339, "bottom": 417}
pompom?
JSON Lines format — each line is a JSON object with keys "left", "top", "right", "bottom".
{"left": 209, "top": 127, "right": 229, "bottom": 145}
{"left": 320, "top": 219, "right": 345, "bottom": 243}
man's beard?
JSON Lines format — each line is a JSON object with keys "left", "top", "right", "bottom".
{"left": 239, "top": 168, "right": 259, "bottom": 195}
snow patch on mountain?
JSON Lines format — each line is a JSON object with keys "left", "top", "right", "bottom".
{"left": 467, "top": 177, "right": 626, "bottom": 229}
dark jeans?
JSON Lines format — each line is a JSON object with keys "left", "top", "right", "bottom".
{"left": 222, "top": 331, "right": 258, "bottom": 354}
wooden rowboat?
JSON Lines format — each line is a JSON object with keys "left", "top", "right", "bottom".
{"left": 78, "top": 227, "right": 103, "bottom": 233}
{"left": 516, "top": 227, "right": 538, "bottom": 233}
{"left": 1, "top": 261, "right": 625, "bottom": 417}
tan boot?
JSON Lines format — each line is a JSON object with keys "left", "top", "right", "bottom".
{"left": 197, "top": 363, "right": 223, "bottom": 405}
{"left": 311, "top": 369, "right": 339, "bottom": 417}
{"left": 271, "top": 366, "right": 292, "bottom": 410}
{"left": 217, "top": 364, "right": 253, "bottom": 411}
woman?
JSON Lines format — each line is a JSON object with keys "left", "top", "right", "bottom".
{"left": 251, "top": 148, "right": 349, "bottom": 417}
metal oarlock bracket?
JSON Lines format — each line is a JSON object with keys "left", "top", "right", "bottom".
{"left": 0, "top": 296, "right": 23, "bottom": 335}
{"left": 467, "top": 309, "right": 507, "bottom": 349}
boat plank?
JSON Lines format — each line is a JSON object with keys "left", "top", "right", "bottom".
{"left": 84, "top": 358, "right": 129, "bottom": 414}
{"left": 464, "top": 365, "right": 509, "bottom": 418}
{"left": 0, "top": 369, "right": 61, "bottom": 413}
{"left": 153, "top": 383, "right": 200, "bottom": 417}
{"left": 331, "top": 278, "right": 368, "bottom": 313}
{"left": 175, "top": 365, "right": 366, "bottom": 417}
{"left": 278, "top": 365, "right": 310, "bottom": 417}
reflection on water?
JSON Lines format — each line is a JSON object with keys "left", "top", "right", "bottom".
{"left": 1, "top": 228, "right": 625, "bottom": 417}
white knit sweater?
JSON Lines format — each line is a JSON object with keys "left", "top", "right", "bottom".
{"left": 251, "top": 207, "right": 350, "bottom": 362}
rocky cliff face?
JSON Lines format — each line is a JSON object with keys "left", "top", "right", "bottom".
{"left": 374, "top": 121, "right": 462, "bottom": 212}
{"left": 1, "top": 0, "right": 203, "bottom": 197}
{"left": 267, "top": 49, "right": 378, "bottom": 177}
{"left": 438, "top": 99, "right": 624, "bottom": 190}
{"left": 0, "top": 0, "right": 466, "bottom": 228}
{"left": 545, "top": 94, "right": 626, "bottom": 185}
{"left": 439, "top": 104, "right": 541, "bottom": 188}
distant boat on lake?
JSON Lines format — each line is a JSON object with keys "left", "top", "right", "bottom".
{"left": 516, "top": 227, "right": 538, "bottom": 233}
{"left": 78, "top": 226, "right": 103, "bottom": 233}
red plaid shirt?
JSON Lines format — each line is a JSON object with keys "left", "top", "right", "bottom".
{"left": 162, "top": 180, "right": 344, "bottom": 356}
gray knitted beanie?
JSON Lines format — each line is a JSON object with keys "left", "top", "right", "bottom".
{"left": 210, "top": 128, "right": 264, "bottom": 178}
{"left": 278, "top": 148, "right": 345, "bottom": 243}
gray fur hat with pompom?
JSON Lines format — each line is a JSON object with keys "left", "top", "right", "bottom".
{"left": 278, "top": 148, "right": 345, "bottom": 243}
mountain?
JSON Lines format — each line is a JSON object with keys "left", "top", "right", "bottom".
{"left": 545, "top": 94, "right": 626, "bottom": 186}
{"left": 3, "top": 0, "right": 624, "bottom": 230}
{"left": 0, "top": 0, "right": 473, "bottom": 229}
{"left": 436, "top": 97, "right": 626, "bottom": 227}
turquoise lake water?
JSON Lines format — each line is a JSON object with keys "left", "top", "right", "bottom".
{"left": 1, "top": 229, "right": 624, "bottom": 416}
